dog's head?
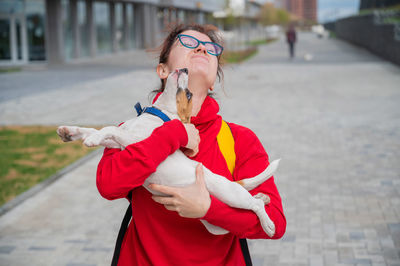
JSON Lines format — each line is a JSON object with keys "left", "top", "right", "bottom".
{"left": 162, "top": 68, "right": 193, "bottom": 123}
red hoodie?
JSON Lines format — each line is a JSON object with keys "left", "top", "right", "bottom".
{"left": 96, "top": 96, "right": 286, "bottom": 266}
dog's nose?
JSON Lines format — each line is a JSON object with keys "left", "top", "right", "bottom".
{"left": 180, "top": 68, "right": 188, "bottom": 74}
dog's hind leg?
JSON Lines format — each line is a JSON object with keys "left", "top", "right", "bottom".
{"left": 236, "top": 159, "right": 280, "bottom": 191}
{"left": 203, "top": 168, "right": 275, "bottom": 237}
{"left": 199, "top": 220, "right": 229, "bottom": 235}
{"left": 254, "top": 193, "right": 271, "bottom": 205}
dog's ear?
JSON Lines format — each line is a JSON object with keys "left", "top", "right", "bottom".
{"left": 156, "top": 63, "right": 169, "bottom": 80}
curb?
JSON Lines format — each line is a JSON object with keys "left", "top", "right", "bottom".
{"left": 0, "top": 148, "right": 103, "bottom": 217}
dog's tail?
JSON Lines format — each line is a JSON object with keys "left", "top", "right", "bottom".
{"left": 236, "top": 159, "right": 281, "bottom": 191}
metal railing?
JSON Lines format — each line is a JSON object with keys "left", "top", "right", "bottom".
{"left": 395, "top": 24, "right": 400, "bottom": 41}
{"left": 373, "top": 9, "right": 400, "bottom": 24}
{"left": 372, "top": 10, "right": 400, "bottom": 42}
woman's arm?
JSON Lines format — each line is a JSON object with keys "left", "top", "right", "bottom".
{"left": 202, "top": 124, "right": 286, "bottom": 239}
{"left": 96, "top": 119, "right": 188, "bottom": 200}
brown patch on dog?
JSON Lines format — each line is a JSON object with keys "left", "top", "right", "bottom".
{"left": 235, "top": 180, "right": 245, "bottom": 186}
{"left": 176, "top": 89, "right": 193, "bottom": 123}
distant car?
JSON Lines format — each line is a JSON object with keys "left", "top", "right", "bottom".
{"left": 311, "top": 25, "right": 329, "bottom": 38}
{"left": 265, "top": 25, "right": 281, "bottom": 40}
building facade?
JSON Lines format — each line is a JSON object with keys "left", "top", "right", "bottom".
{"left": 274, "top": 0, "right": 317, "bottom": 21}
{"left": 0, "top": 0, "right": 223, "bottom": 66}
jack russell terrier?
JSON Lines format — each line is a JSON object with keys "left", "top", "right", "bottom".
{"left": 57, "top": 68, "right": 280, "bottom": 237}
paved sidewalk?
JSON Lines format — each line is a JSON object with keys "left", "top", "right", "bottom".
{"left": 1, "top": 32, "right": 400, "bottom": 266}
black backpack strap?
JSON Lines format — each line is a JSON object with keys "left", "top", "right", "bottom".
{"left": 111, "top": 192, "right": 133, "bottom": 266}
{"left": 240, "top": 238, "right": 253, "bottom": 266}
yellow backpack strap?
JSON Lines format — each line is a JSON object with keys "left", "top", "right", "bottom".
{"left": 217, "top": 120, "right": 236, "bottom": 175}
{"left": 217, "top": 120, "right": 252, "bottom": 264}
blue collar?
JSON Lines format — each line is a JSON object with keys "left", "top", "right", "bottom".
{"left": 134, "top": 102, "right": 171, "bottom": 122}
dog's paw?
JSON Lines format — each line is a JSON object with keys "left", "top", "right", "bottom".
{"left": 83, "top": 133, "right": 103, "bottom": 147}
{"left": 254, "top": 193, "right": 270, "bottom": 205}
{"left": 57, "top": 126, "right": 76, "bottom": 142}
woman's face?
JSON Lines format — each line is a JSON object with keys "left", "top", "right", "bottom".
{"left": 165, "top": 30, "right": 219, "bottom": 89}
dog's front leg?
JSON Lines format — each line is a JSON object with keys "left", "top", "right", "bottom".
{"left": 57, "top": 126, "right": 98, "bottom": 142}
{"left": 83, "top": 126, "right": 134, "bottom": 149}
{"left": 83, "top": 126, "right": 119, "bottom": 147}
{"left": 109, "top": 129, "right": 140, "bottom": 148}
{"left": 99, "top": 139, "right": 123, "bottom": 149}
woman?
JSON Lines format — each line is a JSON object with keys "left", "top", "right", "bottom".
{"left": 286, "top": 24, "right": 297, "bottom": 59}
{"left": 97, "top": 24, "right": 286, "bottom": 265}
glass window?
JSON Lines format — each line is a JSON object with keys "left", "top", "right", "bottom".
{"left": 62, "top": 0, "right": 73, "bottom": 60}
{"left": 16, "top": 18, "right": 22, "bottom": 60}
{"left": 115, "top": 3, "right": 124, "bottom": 50}
{"left": 26, "top": 0, "right": 46, "bottom": 61}
{"left": 78, "top": 0, "right": 89, "bottom": 57}
{"left": 0, "top": 18, "right": 11, "bottom": 60}
{"left": 170, "top": 8, "right": 177, "bottom": 24}
{"left": 178, "top": 10, "right": 185, "bottom": 24}
{"left": 126, "top": 4, "right": 135, "bottom": 49}
{"left": 157, "top": 8, "right": 165, "bottom": 33}
{"left": 0, "top": 0, "right": 24, "bottom": 13}
{"left": 95, "top": 2, "right": 111, "bottom": 55}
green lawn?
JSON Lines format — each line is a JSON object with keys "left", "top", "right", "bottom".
{"left": 0, "top": 126, "right": 95, "bottom": 206}
{"left": 0, "top": 67, "right": 21, "bottom": 74}
{"left": 246, "top": 38, "right": 278, "bottom": 46}
{"left": 222, "top": 47, "right": 258, "bottom": 64}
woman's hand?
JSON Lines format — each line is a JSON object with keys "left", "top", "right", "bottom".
{"left": 150, "top": 164, "right": 211, "bottom": 218}
{"left": 182, "top": 123, "right": 200, "bottom": 157}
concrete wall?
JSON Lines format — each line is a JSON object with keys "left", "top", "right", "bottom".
{"left": 336, "top": 14, "right": 400, "bottom": 66}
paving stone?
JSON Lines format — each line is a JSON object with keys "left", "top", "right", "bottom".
{"left": 0, "top": 245, "right": 16, "bottom": 254}
{"left": 66, "top": 264, "right": 97, "bottom": 266}
{"left": 29, "top": 246, "right": 57, "bottom": 251}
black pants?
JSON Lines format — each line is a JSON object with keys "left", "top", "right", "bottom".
{"left": 288, "top": 42, "right": 295, "bottom": 58}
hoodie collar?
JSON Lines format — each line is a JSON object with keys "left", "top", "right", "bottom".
{"left": 190, "top": 96, "right": 220, "bottom": 126}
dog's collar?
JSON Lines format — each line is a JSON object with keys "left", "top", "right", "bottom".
{"left": 134, "top": 102, "right": 171, "bottom": 122}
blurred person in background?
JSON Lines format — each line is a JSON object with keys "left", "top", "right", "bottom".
{"left": 286, "top": 23, "right": 297, "bottom": 59}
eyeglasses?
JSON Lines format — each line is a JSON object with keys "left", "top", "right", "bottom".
{"left": 177, "top": 34, "right": 224, "bottom": 56}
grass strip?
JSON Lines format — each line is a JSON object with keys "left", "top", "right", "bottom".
{"left": 222, "top": 47, "right": 258, "bottom": 64}
{"left": 0, "top": 126, "right": 95, "bottom": 206}
{"left": 246, "top": 38, "right": 278, "bottom": 46}
{"left": 0, "top": 67, "right": 21, "bottom": 74}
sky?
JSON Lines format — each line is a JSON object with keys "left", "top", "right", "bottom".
{"left": 261, "top": 0, "right": 361, "bottom": 23}
{"left": 318, "top": 0, "right": 361, "bottom": 23}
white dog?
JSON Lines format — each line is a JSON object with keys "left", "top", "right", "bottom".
{"left": 57, "top": 68, "right": 280, "bottom": 237}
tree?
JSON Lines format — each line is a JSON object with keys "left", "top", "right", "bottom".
{"left": 276, "top": 8, "right": 290, "bottom": 25}
{"left": 258, "top": 3, "right": 291, "bottom": 26}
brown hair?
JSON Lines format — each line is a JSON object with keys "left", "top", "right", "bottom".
{"left": 153, "top": 23, "right": 224, "bottom": 95}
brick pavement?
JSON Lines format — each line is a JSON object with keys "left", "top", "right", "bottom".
{"left": 0, "top": 32, "right": 399, "bottom": 266}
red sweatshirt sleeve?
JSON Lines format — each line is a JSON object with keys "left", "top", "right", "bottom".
{"left": 96, "top": 119, "right": 188, "bottom": 200}
{"left": 202, "top": 124, "right": 286, "bottom": 239}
